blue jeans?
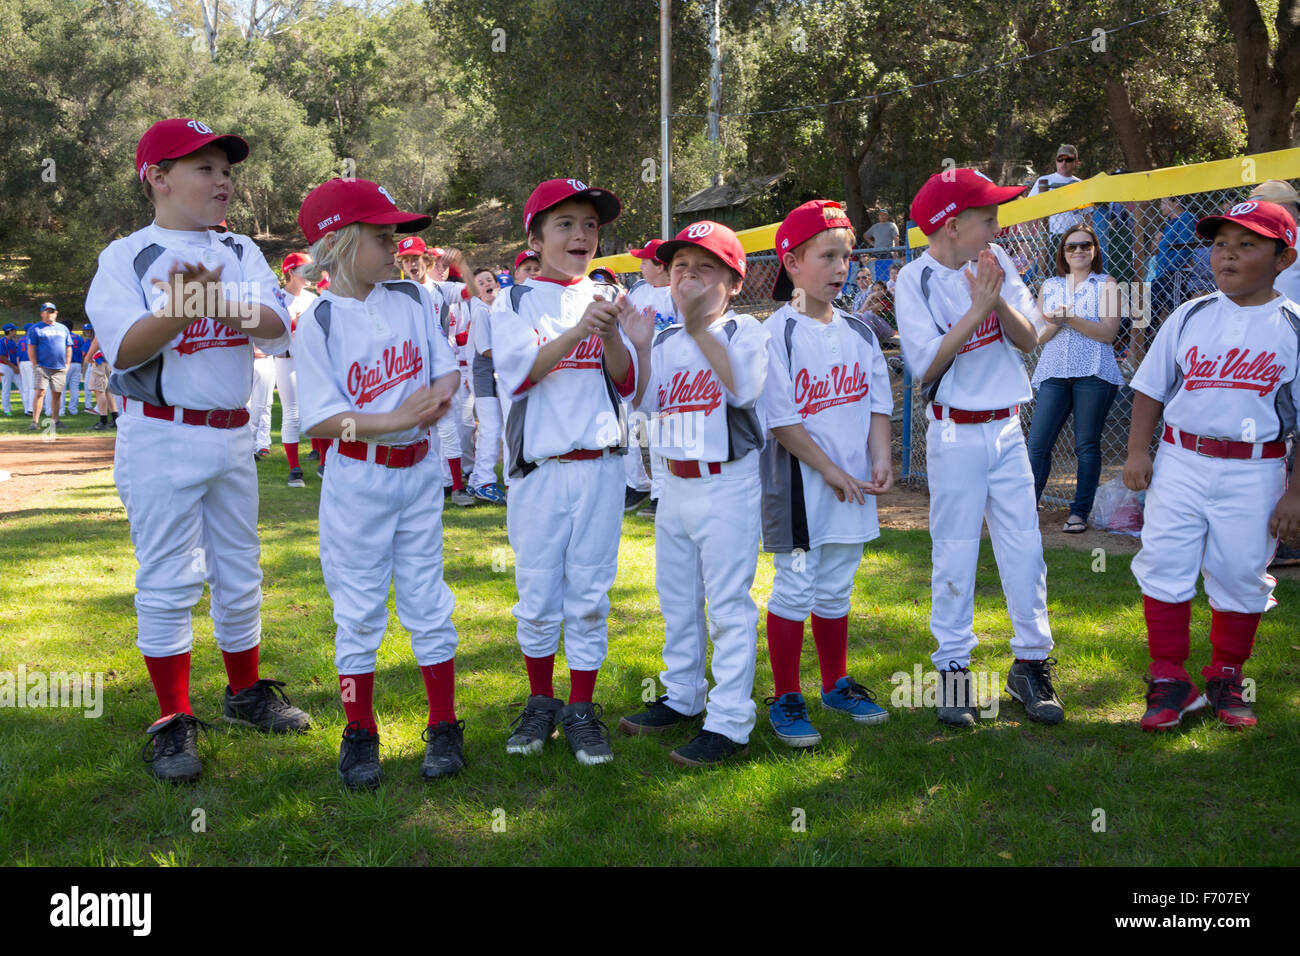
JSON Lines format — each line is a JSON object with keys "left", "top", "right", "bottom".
{"left": 1026, "top": 376, "right": 1119, "bottom": 519}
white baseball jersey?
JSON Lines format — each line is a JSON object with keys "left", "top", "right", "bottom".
{"left": 1131, "top": 291, "right": 1300, "bottom": 442}
{"left": 638, "top": 311, "right": 769, "bottom": 463}
{"left": 760, "top": 305, "right": 893, "bottom": 551}
{"left": 294, "top": 280, "right": 459, "bottom": 447}
{"left": 447, "top": 288, "right": 475, "bottom": 382}
{"left": 493, "top": 276, "right": 638, "bottom": 474}
{"left": 285, "top": 288, "right": 317, "bottom": 329}
{"left": 895, "top": 242, "right": 1043, "bottom": 409}
{"left": 1276, "top": 258, "right": 1300, "bottom": 304}
{"left": 84, "top": 223, "right": 290, "bottom": 409}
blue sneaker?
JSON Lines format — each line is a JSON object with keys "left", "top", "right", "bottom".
{"left": 471, "top": 482, "right": 507, "bottom": 503}
{"left": 821, "top": 675, "right": 889, "bottom": 724}
{"left": 766, "top": 692, "right": 821, "bottom": 748}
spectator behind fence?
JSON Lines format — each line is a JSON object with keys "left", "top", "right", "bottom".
{"left": 1094, "top": 198, "right": 1136, "bottom": 284}
{"left": 1025, "top": 227, "right": 1123, "bottom": 533}
{"left": 1248, "top": 180, "right": 1300, "bottom": 302}
{"left": 1136, "top": 195, "right": 1198, "bottom": 365}
{"left": 863, "top": 209, "right": 899, "bottom": 257}
{"left": 852, "top": 278, "right": 895, "bottom": 343}
{"left": 1029, "top": 144, "right": 1088, "bottom": 242}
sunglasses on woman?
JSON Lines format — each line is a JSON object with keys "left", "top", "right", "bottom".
{"left": 1064, "top": 241, "right": 1094, "bottom": 252}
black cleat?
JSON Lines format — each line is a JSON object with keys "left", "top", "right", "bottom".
{"left": 505, "top": 694, "right": 564, "bottom": 755}
{"left": 617, "top": 695, "right": 698, "bottom": 735}
{"left": 558, "top": 701, "right": 614, "bottom": 765}
{"left": 1006, "top": 657, "right": 1065, "bottom": 724}
{"left": 223, "top": 678, "right": 311, "bottom": 733}
{"left": 142, "top": 712, "right": 208, "bottom": 784}
{"left": 420, "top": 719, "right": 467, "bottom": 779}
{"left": 669, "top": 729, "right": 748, "bottom": 767}
{"left": 937, "top": 661, "right": 978, "bottom": 727}
{"left": 338, "top": 721, "right": 383, "bottom": 790}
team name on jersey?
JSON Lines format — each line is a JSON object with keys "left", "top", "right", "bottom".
{"left": 547, "top": 332, "right": 605, "bottom": 372}
{"left": 793, "top": 361, "right": 871, "bottom": 418}
{"left": 658, "top": 368, "right": 723, "bottom": 415}
{"left": 955, "top": 312, "right": 1002, "bottom": 355}
{"left": 1183, "top": 346, "right": 1285, "bottom": 395}
{"left": 347, "top": 339, "right": 425, "bottom": 407}
{"left": 173, "top": 318, "right": 250, "bottom": 355}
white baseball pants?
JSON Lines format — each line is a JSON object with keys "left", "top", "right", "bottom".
{"left": 319, "top": 444, "right": 458, "bottom": 674}
{"left": 63, "top": 362, "right": 82, "bottom": 414}
{"left": 469, "top": 389, "right": 502, "bottom": 488}
{"left": 925, "top": 414, "right": 1053, "bottom": 669}
{"left": 273, "top": 356, "right": 300, "bottom": 446}
{"left": 624, "top": 401, "right": 651, "bottom": 493}
{"left": 0, "top": 365, "right": 16, "bottom": 414}
{"left": 248, "top": 356, "right": 276, "bottom": 451}
{"left": 1132, "top": 443, "right": 1284, "bottom": 613}
{"left": 768, "top": 542, "right": 865, "bottom": 621}
{"left": 19, "top": 362, "right": 33, "bottom": 413}
{"left": 114, "top": 408, "right": 264, "bottom": 658}
{"left": 506, "top": 453, "right": 624, "bottom": 671}
{"left": 437, "top": 397, "right": 462, "bottom": 487}
{"left": 655, "top": 455, "right": 762, "bottom": 743}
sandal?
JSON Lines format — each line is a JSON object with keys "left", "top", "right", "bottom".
{"left": 1062, "top": 515, "right": 1087, "bottom": 534}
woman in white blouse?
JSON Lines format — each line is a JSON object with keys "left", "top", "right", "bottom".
{"left": 1026, "top": 226, "right": 1124, "bottom": 533}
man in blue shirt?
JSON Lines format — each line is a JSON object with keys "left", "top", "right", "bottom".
{"left": 27, "top": 301, "right": 71, "bottom": 430}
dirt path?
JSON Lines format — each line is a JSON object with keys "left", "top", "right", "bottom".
{"left": 0, "top": 432, "right": 117, "bottom": 511}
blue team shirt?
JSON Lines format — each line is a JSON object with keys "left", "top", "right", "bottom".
{"left": 29, "top": 321, "right": 72, "bottom": 369}
{"left": 70, "top": 334, "right": 85, "bottom": 362}
{"left": 2, "top": 337, "right": 19, "bottom": 365}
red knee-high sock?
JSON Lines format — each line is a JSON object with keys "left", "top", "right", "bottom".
{"left": 569, "top": 668, "right": 598, "bottom": 704}
{"left": 339, "top": 673, "right": 376, "bottom": 731}
{"left": 811, "top": 613, "right": 849, "bottom": 692}
{"left": 766, "top": 612, "right": 806, "bottom": 697}
{"left": 312, "top": 438, "right": 329, "bottom": 464}
{"left": 449, "top": 457, "right": 464, "bottom": 491}
{"left": 284, "top": 442, "right": 300, "bottom": 469}
{"left": 221, "top": 646, "right": 259, "bottom": 694}
{"left": 144, "top": 652, "right": 192, "bottom": 719}
{"left": 1204, "top": 609, "right": 1261, "bottom": 679}
{"left": 420, "top": 659, "right": 457, "bottom": 724}
{"left": 1143, "top": 595, "right": 1192, "bottom": 681}
{"left": 524, "top": 654, "right": 555, "bottom": 698}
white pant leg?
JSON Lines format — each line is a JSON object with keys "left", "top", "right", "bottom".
{"left": 683, "top": 465, "right": 762, "bottom": 743}
{"left": 497, "top": 389, "right": 512, "bottom": 489}
{"left": 64, "top": 363, "right": 81, "bottom": 414}
{"left": 655, "top": 485, "right": 710, "bottom": 717}
{"left": 436, "top": 406, "right": 461, "bottom": 487}
{"left": 768, "top": 542, "right": 864, "bottom": 621}
{"left": 19, "top": 363, "right": 33, "bottom": 413}
{"left": 469, "top": 390, "right": 502, "bottom": 488}
{"left": 455, "top": 385, "right": 476, "bottom": 463}
{"left": 507, "top": 460, "right": 573, "bottom": 660}
{"left": 983, "top": 418, "right": 1053, "bottom": 661}
{"left": 649, "top": 452, "right": 665, "bottom": 501}
{"left": 273, "top": 357, "right": 300, "bottom": 446}
{"left": 926, "top": 417, "right": 993, "bottom": 669}
{"left": 115, "top": 414, "right": 261, "bottom": 657}
{"left": 623, "top": 401, "right": 651, "bottom": 492}
{"left": 0, "top": 365, "right": 14, "bottom": 414}
{"left": 391, "top": 456, "right": 459, "bottom": 665}
{"left": 1131, "top": 446, "right": 1211, "bottom": 605}
{"left": 1202, "top": 456, "right": 1284, "bottom": 613}
{"left": 248, "top": 357, "right": 276, "bottom": 450}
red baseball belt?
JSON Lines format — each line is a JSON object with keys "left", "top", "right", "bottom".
{"left": 1162, "top": 425, "right": 1285, "bottom": 460}
{"left": 931, "top": 403, "right": 1018, "bottom": 424}
{"left": 666, "top": 459, "right": 724, "bottom": 479}
{"left": 130, "top": 398, "right": 250, "bottom": 429}
{"left": 548, "top": 448, "right": 609, "bottom": 463}
{"left": 336, "top": 438, "right": 430, "bottom": 469}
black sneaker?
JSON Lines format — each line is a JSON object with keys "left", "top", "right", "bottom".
{"left": 421, "top": 720, "right": 467, "bottom": 779}
{"left": 669, "top": 729, "right": 749, "bottom": 767}
{"left": 637, "top": 498, "right": 658, "bottom": 517}
{"left": 222, "top": 678, "right": 311, "bottom": 733}
{"left": 1269, "top": 544, "right": 1300, "bottom": 568}
{"left": 316, "top": 464, "right": 325, "bottom": 479}
{"left": 505, "top": 694, "right": 564, "bottom": 755}
{"left": 617, "top": 695, "right": 698, "bottom": 735}
{"left": 559, "top": 701, "right": 614, "bottom": 765}
{"left": 306, "top": 448, "right": 320, "bottom": 461}
{"left": 624, "top": 486, "right": 651, "bottom": 513}
{"left": 1006, "top": 657, "right": 1065, "bottom": 725}
{"left": 937, "top": 661, "right": 978, "bottom": 727}
{"left": 141, "top": 713, "right": 208, "bottom": 784}
{"left": 91, "top": 421, "right": 107, "bottom": 431}
{"left": 338, "top": 721, "right": 382, "bottom": 790}
{"left": 287, "top": 466, "right": 305, "bottom": 488}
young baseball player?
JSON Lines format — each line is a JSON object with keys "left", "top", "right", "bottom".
{"left": 85, "top": 118, "right": 310, "bottom": 783}
{"left": 1124, "top": 200, "right": 1300, "bottom": 731}
{"left": 622, "top": 239, "right": 675, "bottom": 514}
{"left": 895, "top": 168, "right": 1063, "bottom": 727}
{"left": 759, "top": 200, "right": 895, "bottom": 747}
{"left": 616, "top": 221, "right": 771, "bottom": 767}
{"left": 0, "top": 324, "right": 19, "bottom": 415}
{"left": 277, "top": 251, "right": 314, "bottom": 487}
{"left": 65, "top": 327, "right": 86, "bottom": 415}
{"left": 492, "top": 178, "right": 637, "bottom": 765}
{"left": 467, "top": 266, "right": 506, "bottom": 501}
{"left": 294, "top": 178, "right": 464, "bottom": 788}
{"left": 85, "top": 330, "right": 117, "bottom": 430}
{"left": 514, "top": 249, "right": 541, "bottom": 282}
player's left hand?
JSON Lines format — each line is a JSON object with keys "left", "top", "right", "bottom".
{"left": 820, "top": 462, "right": 875, "bottom": 505}
{"left": 864, "top": 461, "right": 894, "bottom": 495}
{"left": 617, "top": 299, "right": 655, "bottom": 351}
{"left": 1268, "top": 491, "right": 1300, "bottom": 539}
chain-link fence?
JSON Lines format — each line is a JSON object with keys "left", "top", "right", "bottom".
{"left": 615, "top": 178, "right": 1294, "bottom": 513}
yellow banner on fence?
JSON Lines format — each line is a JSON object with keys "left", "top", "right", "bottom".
{"left": 590, "top": 222, "right": 781, "bottom": 274}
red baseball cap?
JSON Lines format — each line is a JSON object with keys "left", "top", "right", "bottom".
{"left": 514, "top": 250, "right": 540, "bottom": 270}
{"left": 655, "top": 221, "right": 747, "bottom": 280}
{"left": 1196, "top": 200, "right": 1297, "bottom": 247}
{"left": 772, "top": 200, "right": 854, "bottom": 300}
{"left": 281, "top": 252, "right": 311, "bottom": 274}
{"left": 523, "top": 178, "right": 621, "bottom": 235}
{"left": 629, "top": 239, "right": 665, "bottom": 259}
{"left": 396, "top": 236, "right": 427, "bottom": 258}
{"left": 136, "top": 119, "right": 249, "bottom": 183}
{"left": 910, "top": 168, "right": 1025, "bottom": 236}
{"left": 297, "top": 178, "right": 431, "bottom": 244}
{"left": 590, "top": 266, "right": 619, "bottom": 283}
{"left": 316, "top": 272, "right": 330, "bottom": 291}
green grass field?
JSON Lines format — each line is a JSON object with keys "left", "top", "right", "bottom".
{"left": 1, "top": 401, "right": 1298, "bottom": 866}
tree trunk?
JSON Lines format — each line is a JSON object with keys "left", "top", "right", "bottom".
{"left": 1219, "top": 0, "right": 1300, "bottom": 151}
{"left": 1105, "top": 76, "right": 1155, "bottom": 171}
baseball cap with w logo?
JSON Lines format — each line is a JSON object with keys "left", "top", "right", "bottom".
{"left": 136, "top": 119, "right": 249, "bottom": 182}
{"left": 1195, "top": 200, "right": 1297, "bottom": 247}
{"left": 297, "top": 178, "right": 432, "bottom": 244}
{"left": 655, "top": 220, "right": 747, "bottom": 279}
{"left": 523, "top": 178, "right": 621, "bottom": 235}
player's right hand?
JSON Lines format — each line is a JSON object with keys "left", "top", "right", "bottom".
{"left": 580, "top": 296, "right": 619, "bottom": 340}
{"left": 152, "top": 259, "right": 225, "bottom": 320}
{"left": 399, "top": 385, "right": 446, "bottom": 430}
{"left": 821, "top": 462, "right": 875, "bottom": 505}
{"left": 1122, "top": 452, "right": 1152, "bottom": 491}
{"left": 962, "top": 249, "right": 1002, "bottom": 310}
